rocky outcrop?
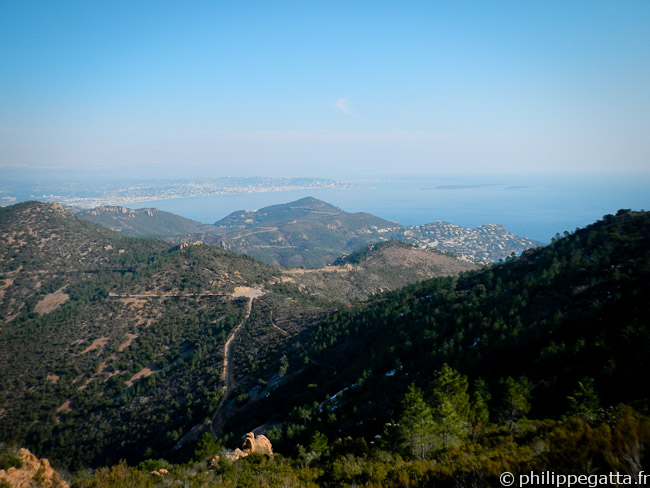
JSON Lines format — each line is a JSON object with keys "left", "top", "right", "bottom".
{"left": 242, "top": 432, "right": 273, "bottom": 458}
{"left": 178, "top": 240, "right": 204, "bottom": 250}
{"left": 211, "top": 432, "right": 274, "bottom": 464}
{"left": 0, "top": 448, "right": 69, "bottom": 488}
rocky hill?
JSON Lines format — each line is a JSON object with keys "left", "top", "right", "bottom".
{"left": 0, "top": 447, "right": 69, "bottom": 488}
{"left": 214, "top": 197, "right": 402, "bottom": 267}
{"left": 76, "top": 197, "right": 542, "bottom": 267}
{"left": 283, "top": 241, "right": 479, "bottom": 301}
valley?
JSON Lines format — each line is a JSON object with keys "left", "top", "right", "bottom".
{"left": 1, "top": 202, "right": 649, "bottom": 487}
{"left": 0, "top": 201, "right": 472, "bottom": 468}
{"left": 4, "top": 1, "right": 648, "bottom": 485}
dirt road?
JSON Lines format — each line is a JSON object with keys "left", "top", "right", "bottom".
{"left": 210, "top": 287, "right": 264, "bottom": 435}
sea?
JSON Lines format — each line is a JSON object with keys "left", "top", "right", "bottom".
{"left": 131, "top": 173, "right": 650, "bottom": 244}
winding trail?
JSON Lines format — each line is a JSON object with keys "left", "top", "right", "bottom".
{"left": 220, "top": 297, "right": 253, "bottom": 391}
{"left": 172, "top": 287, "right": 334, "bottom": 448}
{"left": 261, "top": 299, "right": 289, "bottom": 336}
{"left": 210, "top": 287, "right": 264, "bottom": 436}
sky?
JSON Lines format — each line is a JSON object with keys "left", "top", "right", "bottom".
{"left": 1, "top": 0, "right": 649, "bottom": 179}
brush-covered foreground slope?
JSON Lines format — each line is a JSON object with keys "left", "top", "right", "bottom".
{"left": 4, "top": 204, "right": 649, "bottom": 486}
{"left": 0, "top": 202, "right": 312, "bottom": 468}
{"left": 218, "top": 210, "right": 650, "bottom": 464}
{"left": 283, "top": 241, "right": 479, "bottom": 301}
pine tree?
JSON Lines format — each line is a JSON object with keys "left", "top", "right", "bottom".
{"left": 469, "top": 377, "right": 490, "bottom": 436}
{"left": 430, "top": 364, "right": 471, "bottom": 446}
{"left": 567, "top": 378, "right": 600, "bottom": 423}
{"left": 399, "top": 384, "right": 437, "bottom": 458}
{"left": 498, "top": 376, "right": 532, "bottom": 429}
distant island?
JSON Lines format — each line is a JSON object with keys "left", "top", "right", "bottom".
{"left": 433, "top": 184, "right": 502, "bottom": 190}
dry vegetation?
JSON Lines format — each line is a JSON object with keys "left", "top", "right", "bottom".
{"left": 283, "top": 241, "right": 479, "bottom": 301}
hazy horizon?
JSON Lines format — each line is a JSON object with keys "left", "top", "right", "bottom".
{"left": 4, "top": 165, "right": 650, "bottom": 183}
{"left": 2, "top": 1, "right": 650, "bottom": 179}
{"left": 3, "top": 171, "right": 648, "bottom": 244}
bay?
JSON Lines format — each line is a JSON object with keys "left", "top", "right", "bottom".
{"left": 131, "top": 173, "right": 650, "bottom": 243}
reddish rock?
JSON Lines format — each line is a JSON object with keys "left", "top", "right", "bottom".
{"left": 0, "top": 448, "right": 69, "bottom": 488}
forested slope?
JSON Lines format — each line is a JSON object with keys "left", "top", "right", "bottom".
{"left": 2, "top": 206, "right": 649, "bottom": 487}
{"left": 210, "top": 209, "right": 650, "bottom": 486}
{"left": 262, "top": 209, "right": 650, "bottom": 434}
{"left": 0, "top": 202, "right": 286, "bottom": 468}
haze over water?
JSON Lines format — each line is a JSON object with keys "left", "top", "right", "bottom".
{"left": 132, "top": 173, "right": 650, "bottom": 243}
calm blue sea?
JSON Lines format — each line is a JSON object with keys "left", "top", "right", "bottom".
{"left": 132, "top": 174, "right": 650, "bottom": 243}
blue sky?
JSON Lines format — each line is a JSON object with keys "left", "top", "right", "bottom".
{"left": 1, "top": 0, "right": 649, "bottom": 178}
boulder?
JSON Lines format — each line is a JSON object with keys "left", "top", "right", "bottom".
{"left": 211, "top": 432, "right": 274, "bottom": 464}
{"left": 0, "top": 448, "right": 69, "bottom": 488}
{"left": 242, "top": 432, "right": 273, "bottom": 458}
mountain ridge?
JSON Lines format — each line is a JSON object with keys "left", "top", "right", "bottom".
{"left": 76, "top": 197, "right": 542, "bottom": 267}
{"left": 74, "top": 205, "right": 219, "bottom": 238}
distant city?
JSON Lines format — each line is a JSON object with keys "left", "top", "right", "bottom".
{"left": 0, "top": 177, "right": 357, "bottom": 208}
